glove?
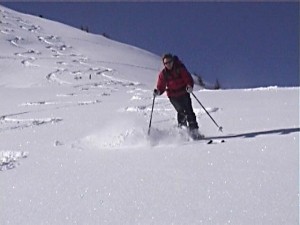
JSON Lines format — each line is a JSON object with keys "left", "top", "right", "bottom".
{"left": 186, "top": 85, "right": 193, "bottom": 93}
{"left": 153, "top": 89, "right": 160, "bottom": 97}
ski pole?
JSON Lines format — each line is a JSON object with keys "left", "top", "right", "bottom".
{"left": 191, "top": 92, "right": 223, "bottom": 132}
{"left": 147, "top": 95, "right": 156, "bottom": 135}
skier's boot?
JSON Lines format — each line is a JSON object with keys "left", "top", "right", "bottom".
{"left": 178, "top": 114, "right": 187, "bottom": 129}
{"left": 189, "top": 128, "right": 204, "bottom": 140}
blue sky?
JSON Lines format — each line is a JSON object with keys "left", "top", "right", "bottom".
{"left": 2, "top": 2, "right": 299, "bottom": 88}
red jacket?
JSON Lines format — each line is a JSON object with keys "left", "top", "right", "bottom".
{"left": 156, "top": 64, "right": 194, "bottom": 97}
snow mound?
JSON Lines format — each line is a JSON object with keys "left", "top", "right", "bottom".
{"left": 79, "top": 121, "right": 191, "bottom": 150}
{"left": 0, "top": 151, "right": 29, "bottom": 171}
{"left": 80, "top": 118, "right": 149, "bottom": 150}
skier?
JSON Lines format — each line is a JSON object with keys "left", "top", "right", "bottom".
{"left": 153, "top": 53, "right": 203, "bottom": 140}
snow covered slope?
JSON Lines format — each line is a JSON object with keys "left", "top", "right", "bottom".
{"left": 0, "top": 5, "right": 299, "bottom": 225}
{"left": 0, "top": 5, "right": 160, "bottom": 88}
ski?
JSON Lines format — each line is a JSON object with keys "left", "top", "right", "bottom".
{"left": 187, "top": 138, "right": 225, "bottom": 144}
{"left": 207, "top": 139, "right": 225, "bottom": 144}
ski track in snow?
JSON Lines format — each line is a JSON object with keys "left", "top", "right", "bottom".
{"left": 1, "top": 9, "right": 116, "bottom": 84}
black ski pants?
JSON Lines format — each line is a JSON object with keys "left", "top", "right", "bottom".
{"left": 169, "top": 93, "right": 199, "bottom": 130}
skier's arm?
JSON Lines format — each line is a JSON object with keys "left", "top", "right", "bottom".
{"left": 156, "top": 72, "right": 166, "bottom": 95}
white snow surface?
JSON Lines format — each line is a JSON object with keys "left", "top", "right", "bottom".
{"left": 0, "top": 5, "right": 299, "bottom": 225}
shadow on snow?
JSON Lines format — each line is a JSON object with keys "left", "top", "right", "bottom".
{"left": 207, "top": 127, "right": 300, "bottom": 141}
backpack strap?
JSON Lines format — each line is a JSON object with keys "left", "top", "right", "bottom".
{"left": 173, "top": 56, "right": 193, "bottom": 85}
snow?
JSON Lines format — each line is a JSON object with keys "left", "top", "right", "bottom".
{"left": 0, "top": 5, "right": 299, "bottom": 225}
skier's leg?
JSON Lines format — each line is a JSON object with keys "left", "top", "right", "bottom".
{"left": 182, "top": 94, "right": 198, "bottom": 130}
{"left": 177, "top": 112, "right": 187, "bottom": 128}
{"left": 169, "top": 97, "right": 187, "bottom": 127}
{"left": 181, "top": 94, "right": 203, "bottom": 139}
